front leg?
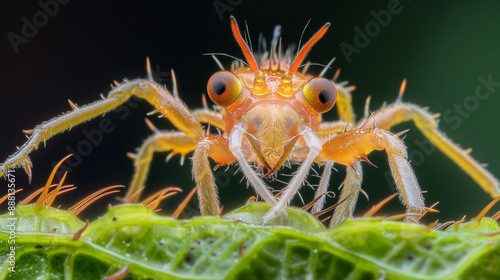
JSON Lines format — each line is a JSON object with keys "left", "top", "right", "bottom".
{"left": 262, "top": 127, "right": 322, "bottom": 224}
{"left": 126, "top": 130, "right": 197, "bottom": 202}
{"left": 1, "top": 94, "right": 128, "bottom": 181}
{"left": 0, "top": 63, "right": 203, "bottom": 180}
{"left": 229, "top": 124, "right": 278, "bottom": 207}
{"left": 317, "top": 127, "right": 425, "bottom": 222}
{"left": 193, "top": 125, "right": 280, "bottom": 216}
{"left": 330, "top": 161, "right": 363, "bottom": 228}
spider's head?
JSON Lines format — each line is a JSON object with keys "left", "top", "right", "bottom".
{"left": 206, "top": 17, "right": 338, "bottom": 173}
{"left": 206, "top": 16, "right": 337, "bottom": 127}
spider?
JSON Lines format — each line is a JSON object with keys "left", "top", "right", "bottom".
{"left": 1, "top": 17, "right": 498, "bottom": 227}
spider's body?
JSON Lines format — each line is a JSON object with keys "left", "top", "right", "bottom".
{"left": 1, "top": 17, "right": 498, "bottom": 227}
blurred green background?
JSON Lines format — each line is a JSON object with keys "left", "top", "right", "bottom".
{"left": 1, "top": 0, "right": 499, "bottom": 222}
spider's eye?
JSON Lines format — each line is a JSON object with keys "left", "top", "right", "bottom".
{"left": 303, "top": 77, "right": 336, "bottom": 113}
{"left": 207, "top": 71, "right": 242, "bottom": 107}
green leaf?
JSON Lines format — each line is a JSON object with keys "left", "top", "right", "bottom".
{"left": 1, "top": 203, "right": 499, "bottom": 279}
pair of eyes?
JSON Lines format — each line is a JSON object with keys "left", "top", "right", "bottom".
{"left": 207, "top": 71, "right": 337, "bottom": 113}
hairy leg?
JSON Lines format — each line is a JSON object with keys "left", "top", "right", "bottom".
{"left": 311, "top": 120, "right": 352, "bottom": 213}
{"left": 0, "top": 74, "right": 203, "bottom": 180}
{"left": 263, "top": 128, "right": 323, "bottom": 224}
{"left": 126, "top": 104, "right": 226, "bottom": 202}
{"left": 333, "top": 82, "right": 356, "bottom": 123}
{"left": 365, "top": 102, "right": 500, "bottom": 198}
{"left": 192, "top": 135, "right": 237, "bottom": 215}
{"left": 126, "top": 131, "right": 197, "bottom": 201}
{"left": 318, "top": 127, "right": 425, "bottom": 222}
{"left": 312, "top": 160, "right": 334, "bottom": 214}
{"left": 192, "top": 108, "right": 225, "bottom": 130}
{"left": 330, "top": 161, "right": 362, "bottom": 228}
{"left": 229, "top": 124, "right": 278, "bottom": 207}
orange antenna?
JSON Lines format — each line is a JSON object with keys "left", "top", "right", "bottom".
{"left": 288, "top": 22, "right": 330, "bottom": 76}
{"left": 280, "top": 22, "right": 330, "bottom": 95}
{"left": 230, "top": 16, "right": 260, "bottom": 74}
{"left": 230, "top": 16, "right": 268, "bottom": 94}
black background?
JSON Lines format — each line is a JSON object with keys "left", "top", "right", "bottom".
{"left": 1, "top": 0, "right": 500, "bottom": 222}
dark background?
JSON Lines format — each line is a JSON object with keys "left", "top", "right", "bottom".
{"left": 1, "top": 0, "right": 499, "bottom": 223}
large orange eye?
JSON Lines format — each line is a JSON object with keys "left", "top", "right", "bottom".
{"left": 303, "top": 77, "right": 337, "bottom": 113}
{"left": 207, "top": 71, "right": 242, "bottom": 107}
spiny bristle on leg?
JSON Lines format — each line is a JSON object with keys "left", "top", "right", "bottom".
{"left": 146, "top": 57, "right": 153, "bottom": 81}
{"left": 69, "top": 185, "right": 124, "bottom": 215}
{"left": 36, "top": 154, "right": 73, "bottom": 206}
{"left": 0, "top": 189, "right": 23, "bottom": 205}
{"left": 313, "top": 196, "right": 351, "bottom": 219}
{"left": 141, "top": 187, "right": 182, "bottom": 210}
{"left": 363, "top": 193, "right": 398, "bottom": 217}
{"left": 396, "top": 78, "right": 407, "bottom": 103}
{"left": 474, "top": 196, "right": 500, "bottom": 224}
{"left": 302, "top": 191, "right": 335, "bottom": 211}
{"left": 172, "top": 187, "right": 197, "bottom": 219}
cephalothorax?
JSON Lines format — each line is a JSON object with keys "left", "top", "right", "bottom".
{"left": 1, "top": 17, "right": 499, "bottom": 226}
